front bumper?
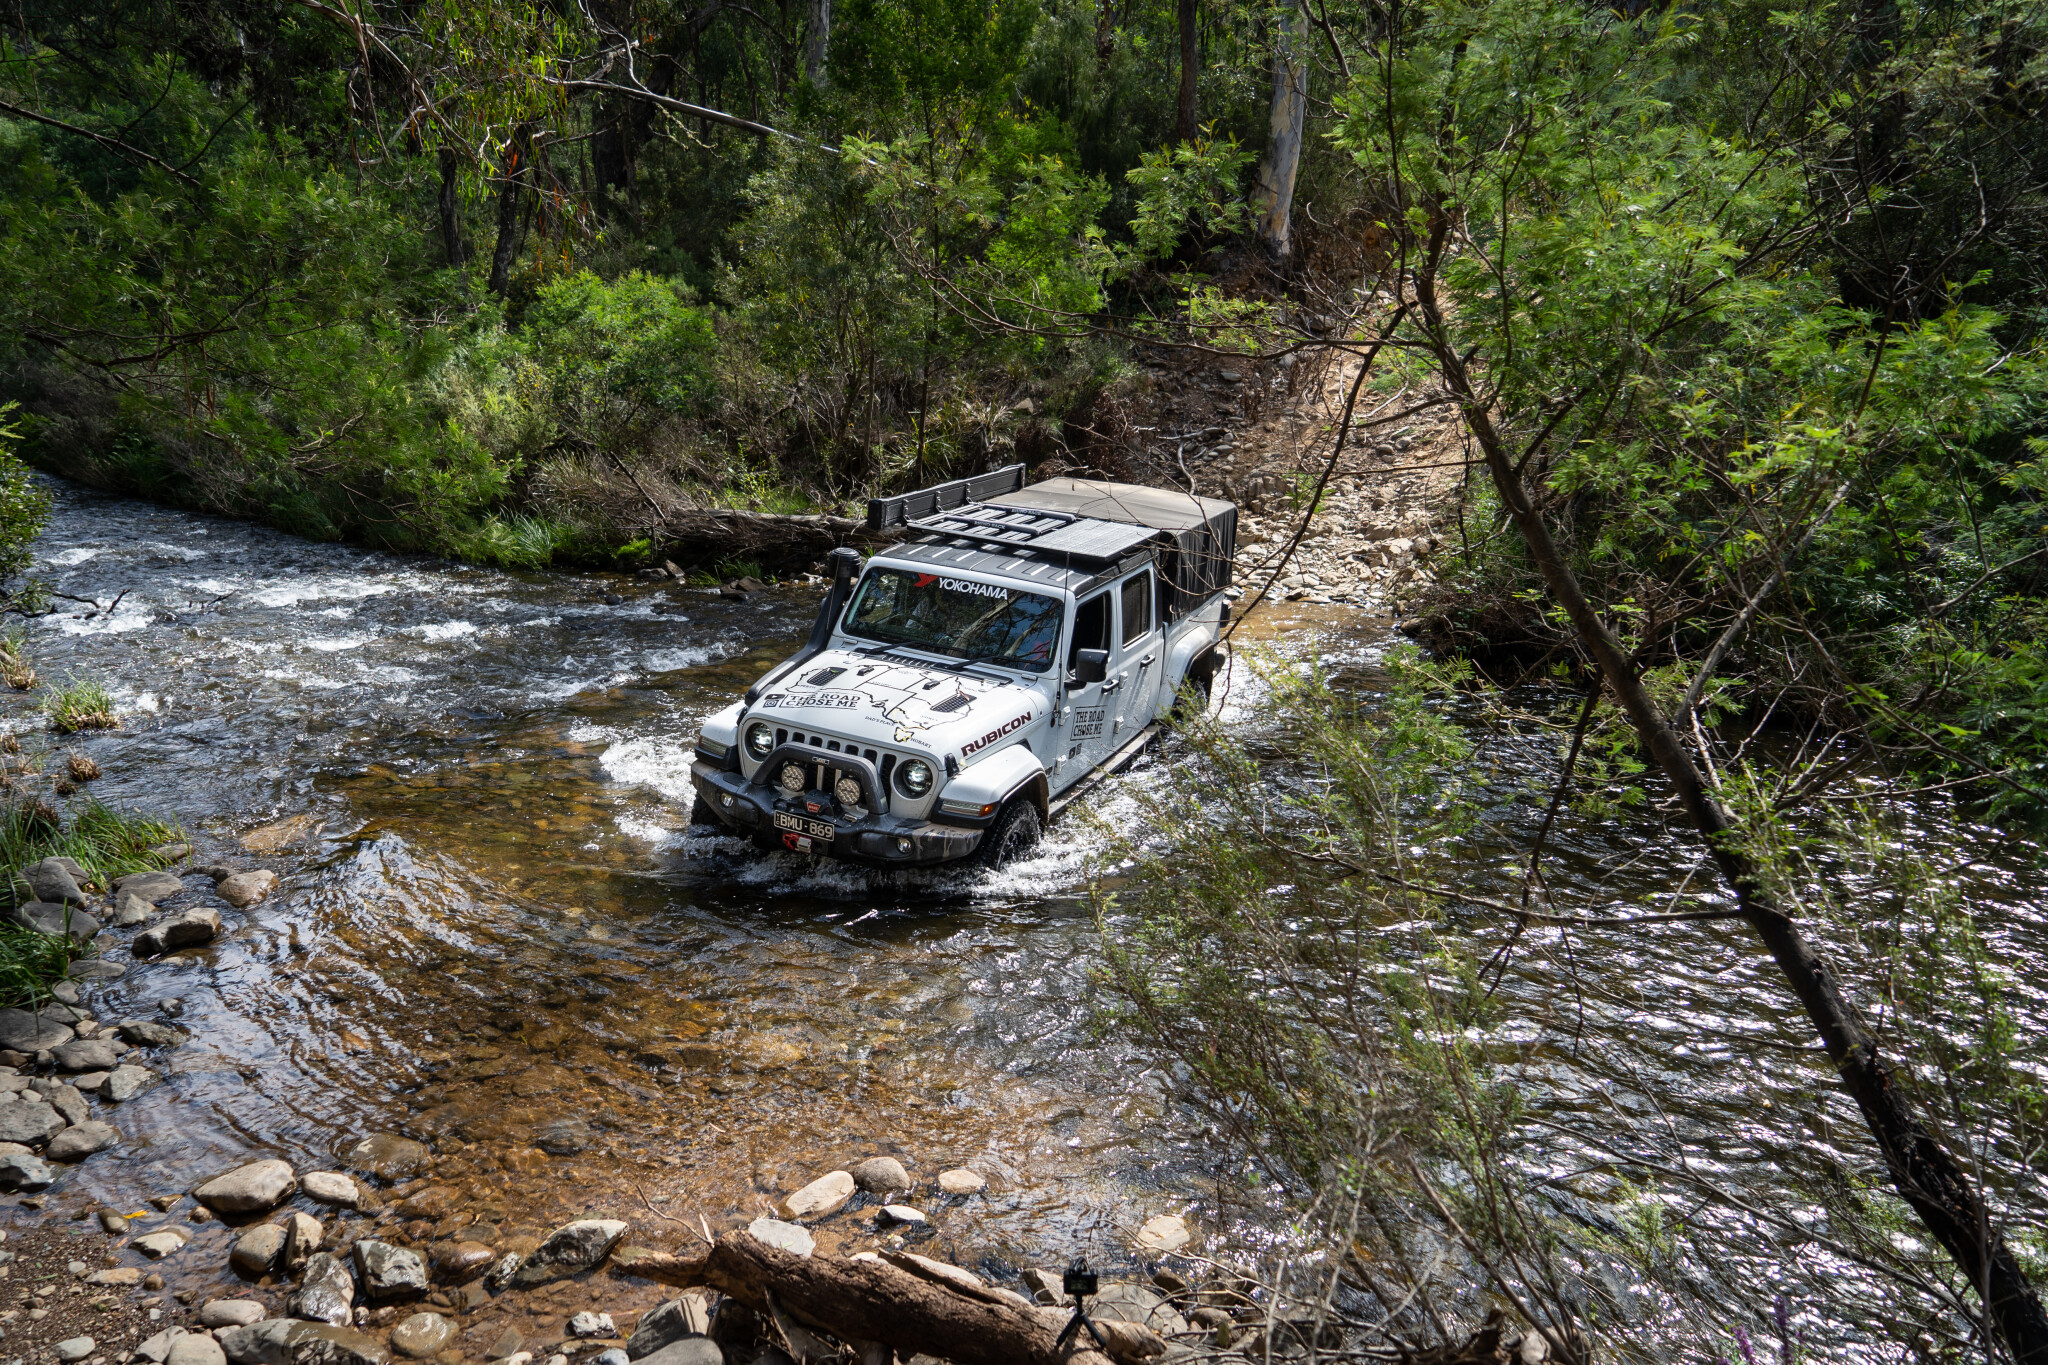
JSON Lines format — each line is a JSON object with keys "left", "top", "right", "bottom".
{"left": 689, "top": 760, "right": 984, "bottom": 866}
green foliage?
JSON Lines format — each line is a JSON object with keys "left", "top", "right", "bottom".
{"left": 522, "top": 271, "right": 717, "bottom": 433}
{"left": 0, "top": 405, "right": 51, "bottom": 604}
{"left": 1124, "top": 132, "right": 1254, "bottom": 262}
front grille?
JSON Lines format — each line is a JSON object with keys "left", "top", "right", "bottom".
{"left": 769, "top": 728, "right": 894, "bottom": 810}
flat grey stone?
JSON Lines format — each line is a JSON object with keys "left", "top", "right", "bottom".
{"left": 202, "top": 1301, "right": 272, "bottom": 1329}
{"left": 113, "top": 891, "right": 155, "bottom": 927}
{"left": 134, "top": 1230, "right": 188, "bottom": 1258}
{"left": 0, "top": 1100, "right": 63, "bottom": 1145}
{"left": 52, "top": 1038, "right": 120, "bottom": 1072}
{"left": 102, "top": 1064, "right": 160, "bottom": 1102}
{"left": 135, "top": 907, "right": 222, "bottom": 957}
{"left": 46, "top": 1120, "right": 118, "bottom": 1161}
{"left": 507, "top": 1218, "right": 628, "bottom": 1288}
{"left": 6, "top": 900, "right": 98, "bottom": 941}
{"left": 45, "top": 1082, "right": 89, "bottom": 1127}
{"left": 137, "top": 1329, "right": 189, "bottom": 1364}
{"left": 67, "top": 959, "right": 126, "bottom": 981}
{"left": 196, "top": 1158, "right": 298, "bottom": 1214}
{"left": 354, "top": 1240, "right": 429, "bottom": 1301}
{"left": 743, "top": 1217, "right": 813, "bottom": 1258}
{"left": 113, "top": 871, "right": 186, "bottom": 903}
{"left": 27, "top": 859, "right": 86, "bottom": 906}
{"left": 0, "top": 1147, "right": 54, "bottom": 1189}
{"left": 300, "top": 1171, "right": 360, "bottom": 1207}
{"left": 56, "top": 1336, "right": 96, "bottom": 1362}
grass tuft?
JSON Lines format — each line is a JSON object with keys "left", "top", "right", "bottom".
{"left": 43, "top": 675, "right": 118, "bottom": 734}
{"left": 0, "top": 628, "right": 34, "bottom": 692}
{"left": 0, "top": 796, "right": 183, "bottom": 1007}
{"left": 66, "top": 754, "right": 100, "bottom": 782}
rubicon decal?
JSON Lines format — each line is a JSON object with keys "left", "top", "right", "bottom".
{"left": 962, "top": 712, "right": 1033, "bottom": 756}
{"left": 915, "top": 573, "right": 1011, "bottom": 600}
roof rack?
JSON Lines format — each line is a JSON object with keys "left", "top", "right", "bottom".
{"left": 866, "top": 464, "right": 1027, "bottom": 531}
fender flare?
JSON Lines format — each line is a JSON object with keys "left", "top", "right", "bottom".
{"left": 940, "top": 743, "right": 1051, "bottom": 822}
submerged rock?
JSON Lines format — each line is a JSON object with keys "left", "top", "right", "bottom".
{"left": 507, "top": 1219, "right": 628, "bottom": 1288}
{"left": 120, "top": 1019, "right": 188, "bottom": 1047}
{"left": 936, "top": 1168, "right": 985, "bottom": 1195}
{"left": 103, "top": 1064, "right": 160, "bottom": 1102}
{"left": 218, "top": 1319, "right": 393, "bottom": 1365}
{"left": 428, "top": 1241, "right": 494, "bottom": 1284}
{"left": 347, "top": 1133, "right": 429, "bottom": 1181}
{"left": 1135, "top": 1213, "right": 1190, "bottom": 1254}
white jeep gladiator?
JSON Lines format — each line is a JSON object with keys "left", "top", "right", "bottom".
{"left": 688, "top": 465, "right": 1237, "bottom": 868}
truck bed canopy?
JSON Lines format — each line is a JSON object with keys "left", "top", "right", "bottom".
{"left": 992, "top": 478, "right": 1237, "bottom": 619}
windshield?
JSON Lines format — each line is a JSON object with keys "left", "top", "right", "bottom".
{"left": 840, "top": 568, "right": 1063, "bottom": 673}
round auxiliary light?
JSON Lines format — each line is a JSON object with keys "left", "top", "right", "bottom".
{"left": 834, "top": 775, "right": 862, "bottom": 808}
{"left": 897, "top": 759, "right": 934, "bottom": 798}
{"left": 744, "top": 722, "right": 775, "bottom": 760}
{"left": 778, "top": 762, "right": 807, "bottom": 794}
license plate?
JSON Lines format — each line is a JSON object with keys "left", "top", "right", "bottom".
{"left": 773, "top": 811, "right": 835, "bottom": 841}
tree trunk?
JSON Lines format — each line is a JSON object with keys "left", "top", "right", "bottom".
{"left": 487, "top": 126, "right": 533, "bottom": 297}
{"left": 1176, "top": 0, "right": 1199, "bottom": 143}
{"left": 627, "top": 1235, "right": 1151, "bottom": 1365}
{"left": 1252, "top": 0, "right": 1307, "bottom": 260}
{"left": 803, "top": 0, "right": 831, "bottom": 87}
{"left": 1405, "top": 216, "right": 2048, "bottom": 1365}
{"left": 437, "top": 149, "right": 466, "bottom": 268}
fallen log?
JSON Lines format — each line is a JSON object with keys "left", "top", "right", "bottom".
{"left": 653, "top": 508, "right": 901, "bottom": 568}
{"left": 627, "top": 1232, "right": 1163, "bottom": 1365}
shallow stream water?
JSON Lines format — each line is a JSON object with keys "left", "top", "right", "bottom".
{"left": 5, "top": 478, "right": 2044, "bottom": 1361}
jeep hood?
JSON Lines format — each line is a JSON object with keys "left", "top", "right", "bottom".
{"left": 747, "top": 647, "right": 1043, "bottom": 757}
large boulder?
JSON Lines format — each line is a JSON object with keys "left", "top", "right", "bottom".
{"left": 353, "top": 1241, "right": 429, "bottom": 1302}
{"left": 507, "top": 1219, "right": 629, "bottom": 1289}
{"left": 25, "top": 858, "right": 86, "bottom": 905}
{"left": 289, "top": 1252, "right": 356, "bottom": 1326}
{"left": 218, "top": 1320, "right": 392, "bottom": 1365}
{"left": 135, "top": 908, "right": 222, "bottom": 957}
{"left": 196, "top": 1159, "right": 299, "bottom": 1215}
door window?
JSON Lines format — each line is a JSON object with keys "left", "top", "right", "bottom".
{"left": 1069, "top": 591, "right": 1111, "bottom": 670}
{"left": 1119, "top": 571, "right": 1153, "bottom": 647}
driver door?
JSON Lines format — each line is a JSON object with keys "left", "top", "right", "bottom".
{"left": 1052, "top": 589, "right": 1116, "bottom": 792}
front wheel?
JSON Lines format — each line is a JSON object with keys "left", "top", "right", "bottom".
{"left": 976, "top": 798, "right": 1043, "bottom": 869}
{"left": 688, "top": 796, "right": 719, "bottom": 827}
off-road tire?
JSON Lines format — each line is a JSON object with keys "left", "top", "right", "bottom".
{"left": 1169, "top": 651, "right": 1220, "bottom": 723}
{"left": 688, "top": 796, "right": 719, "bottom": 827}
{"left": 977, "top": 798, "right": 1043, "bottom": 869}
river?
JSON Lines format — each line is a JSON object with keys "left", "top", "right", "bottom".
{"left": 9, "top": 477, "right": 2046, "bottom": 1360}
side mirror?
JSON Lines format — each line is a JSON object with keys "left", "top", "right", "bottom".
{"left": 1070, "top": 649, "right": 1109, "bottom": 685}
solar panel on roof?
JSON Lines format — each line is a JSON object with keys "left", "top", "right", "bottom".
{"left": 1028, "top": 519, "right": 1161, "bottom": 557}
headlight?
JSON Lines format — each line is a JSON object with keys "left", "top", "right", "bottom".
{"left": 744, "top": 722, "right": 775, "bottom": 760}
{"left": 896, "top": 759, "right": 934, "bottom": 798}
{"left": 834, "top": 775, "right": 863, "bottom": 808}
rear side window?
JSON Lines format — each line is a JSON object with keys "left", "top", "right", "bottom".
{"left": 1070, "top": 592, "right": 1111, "bottom": 667}
{"left": 1120, "top": 572, "right": 1153, "bottom": 646}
